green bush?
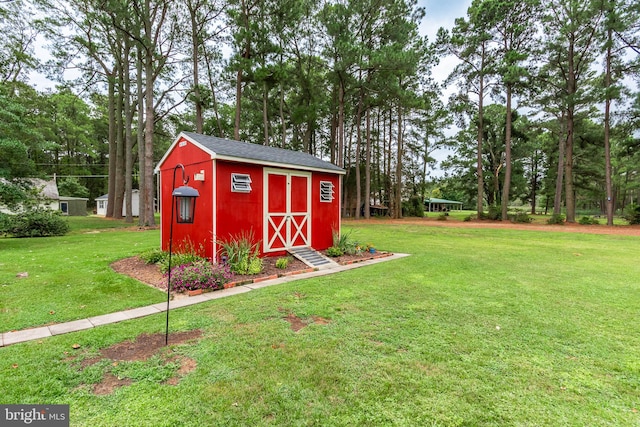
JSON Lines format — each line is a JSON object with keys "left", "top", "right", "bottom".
{"left": 333, "top": 229, "right": 356, "bottom": 254}
{"left": 5, "top": 209, "right": 70, "bottom": 237}
{"left": 140, "top": 248, "right": 166, "bottom": 264}
{"left": 402, "top": 196, "right": 424, "bottom": 217}
{"left": 579, "top": 216, "right": 600, "bottom": 225}
{"left": 159, "top": 252, "right": 206, "bottom": 274}
{"left": 547, "top": 214, "right": 565, "bottom": 225}
{"left": 437, "top": 213, "right": 448, "bottom": 221}
{"left": 275, "top": 256, "right": 292, "bottom": 269}
{"left": 0, "top": 212, "right": 11, "bottom": 235}
{"left": 326, "top": 246, "right": 344, "bottom": 257}
{"left": 218, "top": 230, "right": 263, "bottom": 275}
{"left": 463, "top": 215, "right": 473, "bottom": 222}
{"left": 623, "top": 204, "right": 640, "bottom": 225}
{"left": 511, "top": 212, "right": 532, "bottom": 224}
{"left": 487, "top": 205, "right": 501, "bottom": 220}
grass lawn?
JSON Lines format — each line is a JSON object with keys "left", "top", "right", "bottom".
{"left": 0, "top": 216, "right": 164, "bottom": 331}
{"left": 1, "top": 220, "right": 639, "bottom": 426}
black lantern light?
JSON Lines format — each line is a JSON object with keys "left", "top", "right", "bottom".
{"left": 173, "top": 185, "right": 199, "bottom": 224}
{"left": 166, "top": 164, "right": 199, "bottom": 345}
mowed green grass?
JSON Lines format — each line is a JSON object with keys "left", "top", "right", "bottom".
{"left": 1, "top": 221, "right": 639, "bottom": 426}
{"left": 0, "top": 217, "right": 164, "bottom": 331}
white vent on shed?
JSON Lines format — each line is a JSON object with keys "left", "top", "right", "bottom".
{"left": 231, "top": 173, "right": 252, "bottom": 193}
{"left": 320, "top": 181, "right": 334, "bottom": 202}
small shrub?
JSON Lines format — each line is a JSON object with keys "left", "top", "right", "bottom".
{"left": 437, "top": 213, "right": 448, "bottom": 221}
{"left": 402, "top": 196, "right": 424, "bottom": 217}
{"left": 511, "top": 212, "right": 532, "bottom": 224}
{"left": 159, "top": 251, "right": 205, "bottom": 273}
{"left": 167, "top": 260, "right": 233, "bottom": 292}
{"left": 333, "top": 229, "right": 356, "bottom": 254}
{"left": 579, "top": 216, "right": 599, "bottom": 225}
{"left": 248, "top": 257, "right": 263, "bottom": 274}
{"left": 140, "top": 248, "right": 166, "bottom": 264}
{"left": 623, "top": 204, "right": 640, "bottom": 225}
{"left": 275, "top": 256, "right": 292, "bottom": 269}
{"left": 463, "top": 215, "right": 473, "bottom": 222}
{"left": 6, "top": 208, "right": 70, "bottom": 237}
{"left": 487, "top": 205, "right": 501, "bottom": 220}
{"left": 326, "top": 246, "right": 344, "bottom": 257}
{"left": 547, "top": 214, "right": 565, "bottom": 225}
{"left": 0, "top": 212, "right": 11, "bottom": 235}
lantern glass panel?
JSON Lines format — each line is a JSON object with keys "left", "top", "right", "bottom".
{"left": 175, "top": 196, "right": 196, "bottom": 223}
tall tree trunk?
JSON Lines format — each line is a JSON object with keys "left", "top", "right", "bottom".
{"left": 476, "top": 66, "right": 485, "bottom": 215}
{"left": 124, "top": 37, "right": 134, "bottom": 223}
{"left": 530, "top": 149, "right": 538, "bottom": 215}
{"left": 106, "top": 74, "right": 117, "bottom": 218}
{"left": 234, "top": 68, "right": 243, "bottom": 140}
{"left": 604, "top": 25, "right": 614, "bottom": 226}
{"left": 564, "top": 42, "right": 577, "bottom": 223}
{"left": 364, "top": 107, "right": 371, "bottom": 219}
{"left": 142, "top": 0, "right": 156, "bottom": 227}
{"left": 354, "top": 88, "right": 364, "bottom": 219}
{"left": 337, "top": 80, "right": 345, "bottom": 168}
{"left": 394, "top": 102, "right": 404, "bottom": 219}
{"left": 204, "top": 51, "right": 223, "bottom": 137}
{"left": 263, "top": 81, "right": 269, "bottom": 145}
{"left": 553, "top": 112, "right": 566, "bottom": 216}
{"left": 137, "top": 47, "right": 146, "bottom": 227}
{"left": 113, "top": 43, "right": 125, "bottom": 220}
{"left": 189, "top": 2, "right": 203, "bottom": 133}
{"left": 564, "top": 108, "right": 575, "bottom": 223}
{"left": 501, "top": 84, "right": 513, "bottom": 220}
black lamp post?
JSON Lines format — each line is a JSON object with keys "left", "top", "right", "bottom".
{"left": 166, "top": 164, "right": 199, "bottom": 345}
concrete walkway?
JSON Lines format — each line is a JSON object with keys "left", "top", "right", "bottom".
{"left": 1, "top": 253, "right": 409, "bottom": 347}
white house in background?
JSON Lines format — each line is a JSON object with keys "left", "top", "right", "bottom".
{"left": 95, "top": 189, "right": 140, "bottom": 217}
{"left": 0, "top": 177, "right": 59, "bottom": 214}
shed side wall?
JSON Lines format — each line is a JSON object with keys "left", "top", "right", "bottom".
{"left": 159, "top": 137, "right": 215, "bottom": 258}
{"left": 215, "top": 161, "right": 264, "bottom": 258}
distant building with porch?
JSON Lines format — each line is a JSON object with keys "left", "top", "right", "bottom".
{"left": 425, "top": 198, "right": 463, "bottom": 212}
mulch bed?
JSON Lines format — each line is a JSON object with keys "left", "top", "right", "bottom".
{"left": 111, "top": 250, "right": 393, "bottom": 297}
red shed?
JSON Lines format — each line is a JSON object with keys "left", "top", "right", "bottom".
{"left": 155, "top": 132, "right": 345, "bottom": 260}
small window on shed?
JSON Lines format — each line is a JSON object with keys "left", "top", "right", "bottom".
{"left": 320, "top": 181, "right": 334, "bottom": 202}
{"left": 231, "top": 173, "right": 252, "bottom": 193}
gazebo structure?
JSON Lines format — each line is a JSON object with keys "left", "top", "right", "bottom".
{"left": 425, "top": 198, "right": 463, "bottom": 212}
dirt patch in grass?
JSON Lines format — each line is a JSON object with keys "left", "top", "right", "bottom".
{"left": 283, "top": 313, "right": 331, "bottom": 332}
{"left": 93, "top": 373, "right": 132, "bottom": 395}
{"left": 76, "top": 330, "right": 202, "bottom": 395}
{"left": 100, "top": 330, "right": 202, "bottom": 360}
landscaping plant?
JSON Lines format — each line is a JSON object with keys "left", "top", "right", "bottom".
{"left": 218, "top": 230, "right": 264, "bottom": 275}
{"left": 167, "top": 260, "right": 233, "bottom": 292}
{"left": 275, "top": 256, "right": 292, "bottom": 269}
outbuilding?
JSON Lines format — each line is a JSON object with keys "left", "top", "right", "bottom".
{"left": 155, "top": 132, "right": 345, "bottom": 260}
{"left": 59, "top": 196, "right": 88, "bottom": 216}
{"left": 95, "top": 189, "right": 141, "bottom": 217}
{"left": 425, "top": 197, "right": 463, "bottom": 212}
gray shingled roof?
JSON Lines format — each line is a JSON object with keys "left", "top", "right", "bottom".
{"left": 182, "top": 132, "right": 344, "bottom": 174}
